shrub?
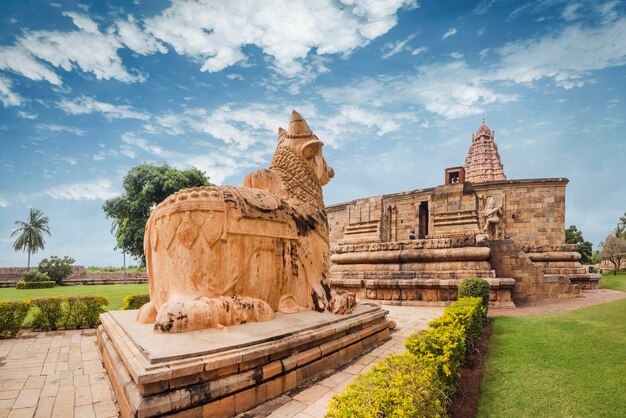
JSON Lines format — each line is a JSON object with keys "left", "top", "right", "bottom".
{"left": 38, "top": 255, "right": 75, "bottom": 284}
{"left": 121, "top": 294, "right": 150, "bottom": 310}
{"left": 16, "top": 281, "right": 56, "bottom": 289}
{"left": 78, "top": 296, "right": 108, "bottom": 328}
{"left": 328, "top": 297, "right": 488, "bottom": 417}
{"left": 405, "top": 324, "right": 466, "bottom": 391}
{"left": 31, "top": 297, "right": 64, "bottom": 331}
{"left": 327, "top": 353, "right": 448, "bottom": 418}
{"left": 458, "top": 277, "right": 490, "bottom": 309}
{"left": 22, "top": 269, "right": 50, "bottom": 282}
{"left": 0, "top": 301, "right": 31, "bottom": 337}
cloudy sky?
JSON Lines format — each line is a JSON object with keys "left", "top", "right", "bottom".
{"left": 0, "top": 0, "right": 625, "bottom": 267}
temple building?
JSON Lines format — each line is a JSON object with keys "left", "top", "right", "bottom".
{"left": 327, "top": 120, "right": 600, "bottom": 306}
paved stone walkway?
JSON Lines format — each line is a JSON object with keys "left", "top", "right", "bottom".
{"left": 0, "top": 329, "right": 117, "bottom": 418}
{"left": 489, "top": 289, "right": 626, "bottom": 317}
{"left": 1, "top": 290, "right": 623, "bottom": 418}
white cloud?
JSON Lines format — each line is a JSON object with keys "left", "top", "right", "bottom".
{"left": 411, "top": 47, "right": 427, "bottom": 55}
{"left": 0, "top": 75, "right": 23, "bottom": 107}
{"left": 57, "top": 96, "right": 151, "bottom": 120}
{"left": 154, "top": 104, "right": 284, "bottom": 150}
{"left": 382, "top": 33, "right": 416, "bottom": 59}
{"left": 45, "top": 178, "right": 118, "bottom": 200}
{"left": 562, "top": 3, "right": 582, "bottom": 21}
{"left": 36, "top": 123, "right": 86, "bottom": 136}
{"left": 144, "top": 0, "right": 416, "bottom": 77}
{"left": 15, "top": 12, "right": 143, "bottom": 83}
{"left": 0, "top": 196, "right": 8, "bottom": 207}
{"left": 450, "top": 52, "right": 464, "bottom": 59}
{"left": 442, "top": 28, "right": 457, "bottom": 40}
{"left": 494, "top": 18, "right": 626, "bottom": 88}
{"left": 115, "top": 15, "right": 167, "bottom": 55}
{"left": 17, "top": 111, "right": 38, "bottom": 119}
{"left": 320, "top": 61, "right": 517, "bottom": 119}
{"left": 0, "top": 46, "right": 61, "bottom": 85}
{"left": 62, "top": 11, "right": 99, "bottom": 34}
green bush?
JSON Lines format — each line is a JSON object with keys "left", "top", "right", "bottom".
{"left": 0, "top": 301, "right": 31, "bottom": 337}
{"left": 22, "top": 269, "right": 50, "bottom": 282}
{"left": 121, "top": 294, "right": 150, "bottom": 310}
{"left": 38, "top": 255, "right": 75, "bottom": 284}
{"left": 78, "top": 296, "right": 108, "bottom": 327}
{"left": 405, "top": 324, "right": 466, "bottom": 391}
{"left": 16, "top": 281, "right": 56, "bottom": 289}
{"left": 328, "top": 297, "right": 487, "bottom": 417}
{"left": 458, "top": 277, "right": 491, "bottom": 309}
{"left": 31, "top": 297, "right": 64, "bottom": 330}
{"left": 327, "top": 353, "right": 448, "bottom": 418}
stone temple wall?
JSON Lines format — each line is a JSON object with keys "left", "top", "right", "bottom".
{"left": 327, "top": 178, "right": 568, "bottom": 249}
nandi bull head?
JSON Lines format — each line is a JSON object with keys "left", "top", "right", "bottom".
{"left": 137, "top": 110, "right": 355, "bottom": 333}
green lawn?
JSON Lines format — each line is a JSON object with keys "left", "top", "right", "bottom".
{"left": 477, "top": 298, "right": 626, "bottom": 418}
{"left": 600, "top": 271, "right": 626, "bottom": 292}
{"left": 0, "top": 283, "right": 148, "bottom": 311}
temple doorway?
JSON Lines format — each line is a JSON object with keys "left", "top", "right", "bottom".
{"left": 418, "top": 201, "right": 429, "bottom": 239}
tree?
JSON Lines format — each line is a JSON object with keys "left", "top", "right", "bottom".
{"left": 103, "top": 163, "right": 211, "bottom": 265}
{"left": 11, "top": 208, "right": 51, "bottom": 268}
{"left": 600, "top": 234, "right": 626, "bottom": 275}
{"left": 565, "top": 225, "right": 593, "bottom": 264}
{"left": 38, "top": 255, "right": 76, "bottom": 284}
{"left": 615, "top": 212, "right": 626, "bottom": 239}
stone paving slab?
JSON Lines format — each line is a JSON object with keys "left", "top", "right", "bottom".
{"left": 0, "top": 330, "right": 117, "bottom": 418}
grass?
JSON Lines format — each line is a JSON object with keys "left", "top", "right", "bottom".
{"left": 477, "top": 298, "right": 626, "bottom": 418}
{"left": 0, "top": 283, "right": 148, "bottom": 311}
{"left": 599, "top": 271, "right": 626, "bottom": 292}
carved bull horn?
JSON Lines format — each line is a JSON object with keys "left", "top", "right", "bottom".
{"left": 287, "top": 110, "right": 313, "bottom": 138}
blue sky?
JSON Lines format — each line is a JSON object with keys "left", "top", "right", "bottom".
{"left": 0, "top": 0, "right": 624, "bottom": 267}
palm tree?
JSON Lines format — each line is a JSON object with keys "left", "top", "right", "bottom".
{"left": 11, "top": 208, "right": 51, "bottom": 268}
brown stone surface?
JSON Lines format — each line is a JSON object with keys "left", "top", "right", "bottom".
{"left": 97, "top": 303, "right": 391, "bottom": 417}
{"left": 137, "top": 110, "right": 355, "bottom": 333}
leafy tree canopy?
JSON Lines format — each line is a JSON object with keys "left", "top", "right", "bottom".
{"left": 615, "top": 212, "right": 626, "bottom": 239}
{"left": 11, "top": 208, "right": 51, "bottom": 268}
{"left": 103, "top": 163, "right": 211, "bottom": 265}
{"left": 38, "top": 255, "right": 76, "bottom": 284}
{"left": 565, "top": 225, "right": 593, "bottom": 264}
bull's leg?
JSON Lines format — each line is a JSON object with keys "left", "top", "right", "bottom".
{"left": 154, "top": 295, "right": 275, "bottom": 333}
{"left": 136, "top": 301, "right": 157, "bottom": 323}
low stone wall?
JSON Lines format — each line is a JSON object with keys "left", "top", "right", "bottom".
{"left": 0, "top": 266, "right": 148, "bottom": 287}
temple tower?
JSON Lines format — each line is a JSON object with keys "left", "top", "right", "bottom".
{"left": 463, "top": 118, "right": 506, "bottom": 183}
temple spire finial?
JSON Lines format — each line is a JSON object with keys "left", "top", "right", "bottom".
{"left": 482, "top": 114, "right": 485, "bottom": 125}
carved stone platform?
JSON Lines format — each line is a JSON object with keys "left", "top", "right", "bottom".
{"left": 96, "top": 305, "right": 391, "bottom": 417}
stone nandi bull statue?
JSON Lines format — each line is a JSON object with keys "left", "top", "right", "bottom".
{"left": 137, "top": 110, "right": 356, "bottom": 332}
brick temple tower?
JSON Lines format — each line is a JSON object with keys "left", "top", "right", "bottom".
{"left": 463, "top": 118, "right": 506, "bottom": 183}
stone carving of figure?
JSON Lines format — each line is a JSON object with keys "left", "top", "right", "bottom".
{"left": 136, "top": 110, "right": 356, "bottom": 332}
{"left": 482, "top": 196, "right": 503, "bottom": 239}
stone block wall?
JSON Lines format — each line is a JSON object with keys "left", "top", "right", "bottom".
{"left": 473, "top": 179, "right": 567, "bottom": 247}
{"left": 0, "top": 266, "right": 147, "bottom": 287}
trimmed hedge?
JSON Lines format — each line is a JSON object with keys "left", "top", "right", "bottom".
{"left": 327, "top": 297, "right": 486, "bottom": 417}
{"left": 121, "top": 294, "right": 150, "bottom": 310}
{"left": 0, "top": 296, "right": 110, "bottom": 336}
{"left": 326, "top": 353, "right": 448, "bottom": 417}
{"left": 22, "top": 269, "right": 50, "bottom": 282}
{"left": 16, "top": 281, "right": 56, "bottom": 289}
{"left": 458, "top": 277, "right": 490, "bottom": 310}
{"left": 0, "top": 301, "right": 31, "bottom": 337}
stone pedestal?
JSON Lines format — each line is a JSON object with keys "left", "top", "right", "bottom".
{"left": 96, "top": 305, "right": 390, "bottom": 417}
